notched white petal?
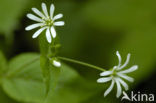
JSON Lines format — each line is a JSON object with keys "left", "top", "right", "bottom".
{"left": 46, "top": 28, "right": 52, "bottom": 43}
{"left": 97, "top": 77, "right": 112, "bottom": 83}
{"left": 117, "top": 73, "right": 134, "bottom": 82}
{"left": 53, "top": 60, "right": 61, "bottom": 67}
{"left": 54, "top": 21, "right": 65, "bottom": 26}
{"left": 27, "top": 14, "right": 43, "bottom": 22}
{"left": 32, "top": 8, "right": 45, "bottom": 18}
{"left": 115, "top": 78, "right": 122, "bottom": 98}
{"left": 100, "top": 71, "right": 112, "bottom": 76}
{"left": 25, "top": 23, "right": 44, "bottom": 31}
{"left": 117, "top": 78, "right": 129, "bottom": 91}
{"left": 42, "top": 3, "right": 49, "bottom": 17}
{"left": 50, "top": 4, "right": 55, "bottom": 18}
{"left": 104, "top": 80, "right": 115, "bottom": 97}
{"left": 50, "top": 26, "right": 56, "bottom": 38}
{"left": 118, "top": 53, "right": 131, "bottom": 70}
{"left": 116, "top": 51, "right": 122, "bottom": 68}
{"left": 32, "top": 27, "right": 46, "bottom": 38}
{"left": 119, "top": 65, "right": 138, "bottom": 74}
{"left": 53, "top": 14, "right": 63, "bottom": 21}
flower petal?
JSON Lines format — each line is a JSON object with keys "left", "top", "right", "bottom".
{"left": 50, "top": 26, "right": 56, "bottom": 38}
{"left": 27, "top": 14, "right": 43, "bottom": 22}
{"left": 104, "top": 80, "right": 115, "bottom": 97}
{"left": 97, "top": 77, "right": 112, "bottom": 83}
{"left": 100, "top": 71, "right": 112, "bottom": 76}
{"left": 53, "top": 14, "right": 63, "bottom": 21}
{"left": 54, "top": 21, "right": 65, "bottom": 26}
{"left": 118, "top": 53, "right": 131, "bottom": 70}
{"left": 116, "top": 78, "right": 128, "bottom": 91}
{"left": 53, "top": 60, "right": 61, "bottom": 67}
{"left": 50, "top": 4, "right": 55, "bottom": 19}
{"left": 32, "top": 27, "right": 46, "bottom": 38}
{"left": 117, "top": 73, "right": 134, "bottom": 82}
{"left": 46, "top": 28, "right": 52, "bottom": 43}
{"left": 42, "top": 3, "right": 49, "bottom": 17}
{"left": 32, "top": 8, "right": 45, "bottom": 18}
{"left": 115, "top": 78, "right": 122, "bottom": 98}
{"left": 119, "top": 65, "right": 138, "bottom": 74}
{"left": 25, "top": 23, "right": 44, "bottom": 31}
{"left": 116, "top": 51, "right": 122, "bottom": 68}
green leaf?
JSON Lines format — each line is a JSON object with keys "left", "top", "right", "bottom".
{"left": 1, "top": 53, "right": 45, "bottom": 103}
{"left": 44, "top": 63, "right": 103, "bottom": 103}
{"left": 1, "top": 53, "right": 104, "bottom": 103}
{"left": 0, "top": 51, "right": 7, "bottom": 76}
{"left": 0, "top": 88, "right": 18, "bottom": 103}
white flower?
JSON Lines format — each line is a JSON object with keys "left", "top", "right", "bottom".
{"left": 97, "top": 51, "right": 138, "bottom": 98}
{"left": 25, "top": 3, "right": 64, "bottom": 43}
{"left": 53, "top": 60, "right": 61, "bottom": 67}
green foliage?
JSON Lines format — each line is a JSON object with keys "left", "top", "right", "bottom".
{"left": 0, "top": 53, "right": 108, "bottom": 103}
{"left": 0, "top": 52, "right": 17, "bottom": 103}
{"left": 1, "top": 53, "right": 45, "bottom": 103}
{"left": 0, "top": 88, "right": 17, "bottom": 103}
{"left": 0, "top": 51, "right": 7, "bottom": 75}
{"left": 44, "top": 63, "right": 102, "bottom": 103}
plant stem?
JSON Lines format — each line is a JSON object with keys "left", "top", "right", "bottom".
{"left": 58, "top": 56, "right": 106, "bottom": 71}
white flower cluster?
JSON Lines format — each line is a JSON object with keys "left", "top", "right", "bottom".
{"left": 97, "top": 51, "right": 138, "bottom": 98}
{"left": 25, "top": 3, "right": 64, "bottom": 43}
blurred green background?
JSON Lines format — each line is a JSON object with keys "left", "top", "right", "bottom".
{"left": 0, "top": 0, "right": 156, "bottom": 103}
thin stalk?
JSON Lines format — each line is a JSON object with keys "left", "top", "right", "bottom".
{"left": 58, "top": 56, "right": 106, "bottom": 71}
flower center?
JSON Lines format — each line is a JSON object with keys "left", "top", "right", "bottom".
{"left": 42, "top": 17, "right": 54, "bottom": 27}
{"left": 111, "top": 69, "right": 118, "bottom": 78}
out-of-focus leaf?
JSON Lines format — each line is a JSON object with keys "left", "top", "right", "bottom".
{"left": 1, "top": 53, "right": 45, "bottom": 103}
{"left": 0, "top": 88, "right": 18, "bottom": 103}
{"left": 0, "top": 51, "right": 18, "bottom": 103}
{"left": 1, "top": 52, "right": 105, "bottom": 103}
{"left": 0, "top": 0, "right": 30, "bottom": 38}
{"left": 44, "top": 63, "right": 103, "bottom": 103}
{"left": 0, "top": 51, "right": 7, "bottom": 75}
{"left": 83, "top": 0, "right": 156, "bottom": 30}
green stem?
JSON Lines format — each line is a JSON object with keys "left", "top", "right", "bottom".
{"left": 58, "top": 56, "right": 106, "bottom": 71}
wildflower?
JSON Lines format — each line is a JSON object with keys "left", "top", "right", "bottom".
{"left": 49, "top": 57, "right": 61, "bottom": 67}
{"left": 25, "top": 3, "right": 64, "bottom": 43}
{"left": 97, "top": 51, "right": 138, "bottom": 98}
{"left": 53, "top": 60, "right": 61, "bottom": 67}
